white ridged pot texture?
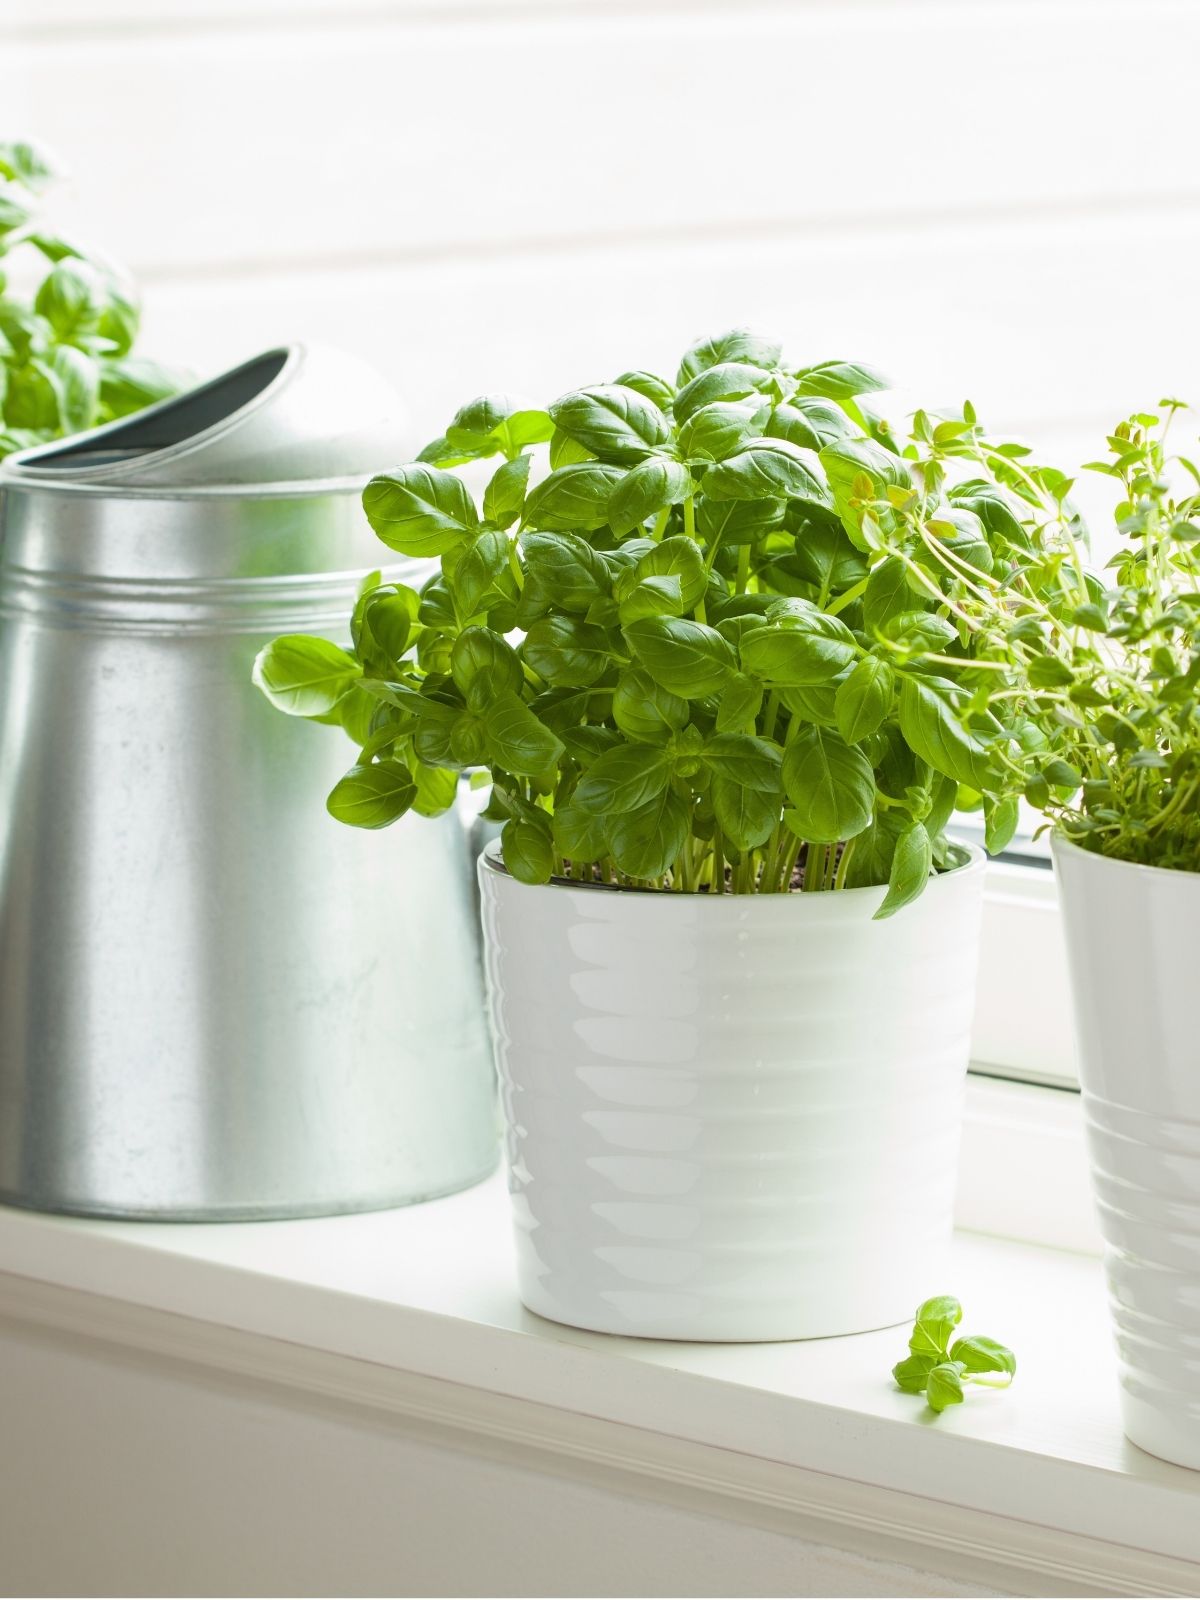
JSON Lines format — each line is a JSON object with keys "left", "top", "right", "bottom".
{"left": 1053, "top": 836, "right": 1200, "bottom": 1470}
{"left": 478, "top": 840, "right": 987, "bottom": 1341}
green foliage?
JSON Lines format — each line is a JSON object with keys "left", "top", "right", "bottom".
{"left": 254, "top": 328, "right": 1065, "bottom": 899}
{"left": 872, "top": 400, "right": 1200, "bottom": 873}
{"left": 892, "top": 1297, "right": 1016, "bottom": 1414}
{"left": 994, "top": 407, "right": 1200, "bottom": 871}
{"left": 0, "top": 139, "right": 185, "bottom": 458}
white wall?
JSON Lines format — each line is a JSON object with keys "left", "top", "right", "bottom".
{"left": 9, "top": 0, "right": 1200, "bottom": 505}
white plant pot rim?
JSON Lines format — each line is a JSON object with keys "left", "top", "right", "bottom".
{"left": 1051, "top": 830, "right": 1200, "bottom": 884}
{"left": 478, "top": 836, "right": 986, "bottom": 908}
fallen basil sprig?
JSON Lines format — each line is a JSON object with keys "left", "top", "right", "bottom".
{"left": 892, "top": 1295, "right": 1016, "bottom": 1413}
{"left": 254, "top": 328, "right": 1080, "bottom": 909}
{"left": 0, "top": 138, "right": 185, "bottom": 459}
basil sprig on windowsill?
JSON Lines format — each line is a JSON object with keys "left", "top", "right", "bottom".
{"left": 254, "top": 328, "right": 1079, "bottom": 909}
{"left": 893, "top": 1296, "right": 1016, "bottom": 1413}
{"left": 0, "top": 139, "right": 185, "bottom": 458}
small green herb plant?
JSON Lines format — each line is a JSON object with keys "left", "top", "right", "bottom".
{"left": 893, "top": 1296, "right": 1016, "bottom": 1413}
{"left": 0, "top": 139, "right": 183, "bottom": 459}
{"left": 1013, "top": 406, "right": 1200, "bottom": 870}
{"left": 254, "top": 328, "right": 1081, "bottom": 910}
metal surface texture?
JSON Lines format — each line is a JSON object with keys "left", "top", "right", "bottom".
{"left": 479, "top": 841, "right": 987, "bottom": 1342}
{"left": 0, "top": 347, "right": 498, "bottom": 1219}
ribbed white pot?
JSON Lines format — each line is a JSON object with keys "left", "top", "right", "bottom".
{"left": 1052, "top": 836, "right": 1200, "bottom": 1470}
{"left": 478, "top": 841, "right": 986, "bottom": 1341}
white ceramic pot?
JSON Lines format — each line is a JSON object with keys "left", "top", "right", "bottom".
{"left": 478, "top": 841, "right": 986, "bottom": 1341}
{"left": 1052, "top": 835, "right": 1200, "bottom": 1470}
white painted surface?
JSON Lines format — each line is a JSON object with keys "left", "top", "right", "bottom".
{"left": 1, "top": 1169, "right": 1198, "bottom": 1594}
{"left": 971, "top": 861, "right": 1079, "bottom": 1088}
{"left": 4, "top": 1312, "right": 997, "bottom": 1600}
{"left": 479, "top": 839, "right": 987, "bottom": 1340}
{"left": 1054, "top": 837, "right": 1200, "bottom": 1472}
{"left": 6, "top": 0, "right": 1200, "bottom": 478}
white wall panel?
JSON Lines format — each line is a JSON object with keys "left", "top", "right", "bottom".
{"left": 134, "top": 208, "right": 1200, "bottom": 483}
{"left": 11, "top": 2, "right": 1200, "bottom": 279}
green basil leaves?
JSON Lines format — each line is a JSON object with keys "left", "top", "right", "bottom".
{"left": 893, "top": 1296, "right": 1016, "bottom": 1414}
{"left": 255, "top": 327, "right": 1059, "bottom": 896}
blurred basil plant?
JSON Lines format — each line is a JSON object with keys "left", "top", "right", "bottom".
{"left": 0, "top": 139, "right": 185, "bottom": 459}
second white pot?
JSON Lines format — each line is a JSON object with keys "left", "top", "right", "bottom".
{"left": 1053, "top": 835, "right": 1200, "bottom": 1470}
{"left": 478, "top": 841, "right": 986, "bottom": 1341}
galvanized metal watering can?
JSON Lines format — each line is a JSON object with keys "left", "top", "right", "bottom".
{"left": 0, "top": 346, "right": 498, "bottom": 1219}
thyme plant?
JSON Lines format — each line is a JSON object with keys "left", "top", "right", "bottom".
{"left": 255, "top": 328, "right": 1077, "bottom": 911}
{"left": 1019, "top": 406, "right": 1200, "bottom": 870}
{"left": 0, "top": 139, "right": 183, "bottom": 458}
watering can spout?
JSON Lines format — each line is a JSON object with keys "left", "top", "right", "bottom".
{"left": 5, "top": 343, "right": 408, "bottom": 489}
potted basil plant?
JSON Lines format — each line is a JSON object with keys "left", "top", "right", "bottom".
{"left": 255, "top": 329, "right": 1061, "bottom": 1341}
{"left": 961, "top": 404, "right": 1200, "bottom": 1468}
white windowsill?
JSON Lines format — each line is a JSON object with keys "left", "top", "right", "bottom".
{"left": 1, "top": 1170, "right": 1197, "bottom": 1595}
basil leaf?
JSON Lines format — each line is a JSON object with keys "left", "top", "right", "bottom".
{"left": 548, "top": 384, "right": 671, "bottom": 464}
{"left": 448, "top": 392, "right": 518, "bottom": 443}
{"left": 451, "top": 627, "right": 523, "bottom": 711}
{"left": 702, "top": 733, "right": 783, "bottom": 791}
{"left": 411, "top": 763, "right": 459, "bottom": 817}
{"left": 781, "top": 727, "right": 875, "bottom": 842}
{"left": 908, "top": 1295, "right": 963, "bottom": 1357}
{"left": 523, "top": 462, "right": 627, "bottom": 531}
{"left": 795, "top": 360, "right": 888, "bottom": 400}
{"left": 99, "top": 356, "right": 182, "bottom": 420}
{"left": 452, "top": 527, "right": 515, "bottom": 620}
{"left": 575, "top": 744, "right": 672, "bottom": 814}
{"left": 788, "top": 506, "right": 870, "bottom": 597}
{"left": 892, "top": 1353, "right": 938, "bottom": 1395}
{"left": 711, "top": 775, "right": 779, "bottom": 851}
{"left": 673, "top": 361, "right": 777, "bottom": 425}
{"left": 613, "top": 369, "right": 674, "bottom": 408}
{"left": 703, "top": 438, "right": 829, "bottom": 504}
{"left": 624, "top": 616, "right": 737, "bottom": 698}
{"left": 873, "top": 821, "right": 932, "bottom": 920}
{"left": 252, "top": 635, "right": 361, "bottom": 717}
{"left": 34, "top": 257, "right": 103, "bottom": 341}
{"left": 552, "top": 800, "right": 608, "bottom": 862}
{"left": 482, "top": 453, "right": 531, "bottom": 529}
{"left": 983, "top": 794, "right": 1019, "bottom": 855}
{"left": 767, "top": 397, "right": 857, "bottom": 449}
{"left": 326, "top": 760, "right": 416, "bottom": 829}
{"left": 49, "top": 344, "right": 98, "bottom": 433}
{"left": 820, "top": 437, "right": 911, "bottom": 539}
{"left": 835, "top": 655, "right": 895, "bottom": 743}
{"left": 631, "top": 536, "right": 707, "bottom": 611}
{"left": 483, "top": 692, "right": 565, "bottom": 775}
{"left": 740, "top": 615, "right": 858, "bottom": 686}
{"left": 523, "top": 615, "right": 612, "bottom": 686}
{"left": 715, "top": 673, "right": 764, "bottom": 733}
{"left": 612, "top": 667, "right": 688, "bottom": 742}
{"left": 521, "top": 531, "right": 610, "bottom": 615}
{"left": 926, "top": 1363, "right": 967, "bottom": 1413}
{"left": 898, "top": 676, "right": 996, "bottom": 790}
{"left": 501, "top": 815, "right": 556, "bottom": 884}
{"left": 696, "top": 495, "right": 785, "bottom": 547}
{"left": 676, "top": 329, "right": 781, "bottom": 386}
{"left": 678, "top": 399, "right": 768, "bottom": 464}
{"left": 548, "top": 427, "right": 594, "bottom": 469}
{"left": 607, "top": 786, "right": 689, "bottom": 878}
{"left": 864, "top": 555, "right": 924, "bottom": 635}
{"left": 608, "top": 456, "right": 693, "bottom": 537}
{"left": 949, "top": 1336, "right": 1016, "bottom": 1379}
{"left": 364, "top": 465, "right": 479, "bottom": 557}
{"left": 947, "top": 478, "right": 1029, "bottom": 549}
